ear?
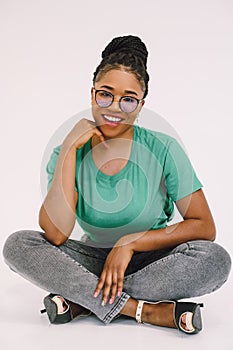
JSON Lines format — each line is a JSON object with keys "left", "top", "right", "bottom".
{"left": 91, "top": 87, "right": 95, "bottom": 103}
{"left": 139, "top": 99, "right": 145, "bottom": 112}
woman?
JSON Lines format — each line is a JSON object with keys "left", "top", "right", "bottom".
{"left": 3, "top": 35, "right": 231, "bottom": 334}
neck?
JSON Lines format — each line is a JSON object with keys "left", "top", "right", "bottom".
{"left": 92, "top": 125, "right": 134, "bottom": 149}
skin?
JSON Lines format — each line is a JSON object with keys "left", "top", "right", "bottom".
{"left": 91, "top": 68, "right": 145, "bottom": 140}
{"left": 39, "top": 67, "right": 216, "bottom": 330}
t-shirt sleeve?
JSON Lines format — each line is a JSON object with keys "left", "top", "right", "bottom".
{"left": 163, "top": 139, "right": 203, "bottom": 202}
{"left": 46, "top": 145, "right": 61, "bottom": 191}
{"left": 46, "top": 145, "right": 78, "bottom": 192}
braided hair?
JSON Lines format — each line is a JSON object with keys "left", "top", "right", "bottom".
{"left": 93, "top": 35, "right": 150, "bottom": 98}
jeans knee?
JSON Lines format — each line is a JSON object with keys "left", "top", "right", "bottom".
{"left": 209, "top": 242, "right": 232, "bottom": 283}
{"left": 186, "top": 240, "right": 231, "bottom": 281}
{"left": 2, "top": 230, "right": 44, "bottom": 267}
{"left": 178, "top": 240, "right": 231, "bottom": 294}
{"left": 192, "top": 240, "right": 232, "bottom": 292}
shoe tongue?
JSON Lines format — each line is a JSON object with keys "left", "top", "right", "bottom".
{"left": 52, "top": 296, "right": 68, "bottom": 314}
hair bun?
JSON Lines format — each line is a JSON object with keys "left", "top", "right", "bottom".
{"left": 102, "top": 35, "right": 148, "bottom": 67}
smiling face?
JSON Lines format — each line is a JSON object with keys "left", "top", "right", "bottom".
{"left": 91, "top": 68, "right": 145, "bottom": 140}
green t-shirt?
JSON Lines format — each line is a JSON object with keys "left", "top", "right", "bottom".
{"left": 46, "top": 125, "right": 202, "bottom": 246}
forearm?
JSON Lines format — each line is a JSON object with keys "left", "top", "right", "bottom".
{"left": 117, "top": 218, "right": 216, "bottom": 253}
{"left": 39, "top": 142, "right": 77, "bottom": 244}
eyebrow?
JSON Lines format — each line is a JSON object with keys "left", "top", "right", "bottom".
{"left": 99, "top": 85, "right": 139, "bottom": 97}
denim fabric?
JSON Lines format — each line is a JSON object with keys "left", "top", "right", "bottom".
{"left": 2, "top": 230, "right": 231, "bottom": 324}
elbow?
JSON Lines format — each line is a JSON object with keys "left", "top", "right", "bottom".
{"left": 38, "top": 205, "right": 69, "bottom": 246}
{"left": 48, "top": 238, "right": 67, "bottom": 247}
{"left": 43, "top": 228, "right": 68, "bottom": 246}
{"left": 206, "top": 229, "right": 216, "bottom": 242}
{"left": 209, "top": 227, "right": 216, "bottom": 241}
{"left": 202, "top": 219, "right": 216, "bottom": 242}
{"left": 39, "top": 220, "right": 68, "bottom": 246}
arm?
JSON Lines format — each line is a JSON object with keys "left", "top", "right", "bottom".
{"left": 118, "top": 188, "right": 216, "bottom": 252}
{"left": 39, "top": 144, "right": 78, "bottom": 246}
{"left": 39, "top": 118, "right": 107, "bottom": 246}
{"left": 94, "top": 188, "right": 216, "bottom": 305}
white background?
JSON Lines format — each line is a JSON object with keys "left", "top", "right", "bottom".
{"left": 0, "top": 0, "right": 232, "bottom": 349}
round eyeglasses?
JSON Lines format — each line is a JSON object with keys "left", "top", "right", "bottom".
{"left": 93, "top": 88, "right": 144, "bottom": 113}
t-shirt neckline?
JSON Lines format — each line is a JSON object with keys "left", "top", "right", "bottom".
{"left": 86, "top": 125, "right": 137, "bottom": 181}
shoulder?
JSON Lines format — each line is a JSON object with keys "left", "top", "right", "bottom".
{"left": 134, "top": 125, "right": 179, "bottom": 151}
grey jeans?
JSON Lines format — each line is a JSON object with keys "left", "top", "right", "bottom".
{"left": 2, "top": 230, "right": 231, "bottom": 324}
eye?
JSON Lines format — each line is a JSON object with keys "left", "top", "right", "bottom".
{"left": 98, "top": 91, "right": 112, "bottom": 98}
{"left": 122, "top": 96, "right": 137, "bottom": 103}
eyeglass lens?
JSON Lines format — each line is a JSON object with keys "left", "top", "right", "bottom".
{"left": 95, "top": 90, "right": 138, "bottom": 113}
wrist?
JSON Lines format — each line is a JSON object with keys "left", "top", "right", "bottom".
{"left": 115, "top": 235, "right": 136, "bottom": 252}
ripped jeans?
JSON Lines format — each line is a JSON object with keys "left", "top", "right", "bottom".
{"left": 2, "top": 230, "right": 231, "bottom": 324}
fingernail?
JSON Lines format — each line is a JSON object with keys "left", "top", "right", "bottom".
{"left": 109, "top": 298, "right": 114, "bottom": 305}
{"left": 93, "top": 292, "right": 98, "bottom": 298}
{"left": 101, "top": 300, "right": 105, "bottom": 306}
{"left": 117, "top": 291, "right": 122, "bottom": 297}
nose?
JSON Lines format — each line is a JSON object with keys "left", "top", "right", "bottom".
{"left": 108, "top": 100, "right": 122, "bottom": 112}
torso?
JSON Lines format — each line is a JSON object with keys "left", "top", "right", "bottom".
{"left": 98, "top": 158, "right": 129, "bottom": 176}
{"left": 75, "top": 125, "right": 198, "bottom": 245}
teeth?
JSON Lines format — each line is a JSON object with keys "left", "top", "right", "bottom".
{"left": 103, "top": 115, "right": 122, "bottom": 122}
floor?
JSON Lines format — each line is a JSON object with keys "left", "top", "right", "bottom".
{"left": 1, "top": 254, "right": 232, "bottom": 350}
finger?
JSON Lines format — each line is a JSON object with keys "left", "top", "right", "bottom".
{"left": 116, "top": 271, "right": 124, "bottom": 297}
{"left": 90, "top": 126, "right": 104, "bottom": 140}
{"left": 93, "top": 271, "right": 106, "bottom": 298}
{"left": 88, "top": 120, "right": 96, "bottom": 126}
{"left": 98, "top": 134, "right": 109, "bottom": 149}
{"left": 93, "top": 129, "right": 109, "bottom": 149}
{"left": 102, "top": 272, "right": 113, "bottom": 306}
{"left": 90, "top": 123, "right": 109, "bottom": 149}
{"left": 109, "top": 271, "right": 118, "bottom": 304}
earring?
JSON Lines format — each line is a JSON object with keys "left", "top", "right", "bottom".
{"left": 136, "top": 114, "right": 140, "bottom": 125}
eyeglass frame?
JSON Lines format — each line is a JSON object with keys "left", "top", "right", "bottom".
{"left": 92, "top": 88, "right": 144, "bottom": 113}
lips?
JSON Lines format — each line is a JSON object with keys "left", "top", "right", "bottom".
{"left": 101, "top": 114, "right": 124, "bottom": 126}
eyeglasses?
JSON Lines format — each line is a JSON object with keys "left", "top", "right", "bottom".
{"left": 93, "top": 88, "right": 144, "bottom": 113}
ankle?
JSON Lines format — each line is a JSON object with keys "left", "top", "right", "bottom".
{"left": 120, "top": 298, "right": 138, "bottom": 318}
{"left": 142, "top": 302, "right": 175, "bottom": 327}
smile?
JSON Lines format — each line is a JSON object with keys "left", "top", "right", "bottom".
{"left": 102, "top": 114, "right": 124, "bottom": 123}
